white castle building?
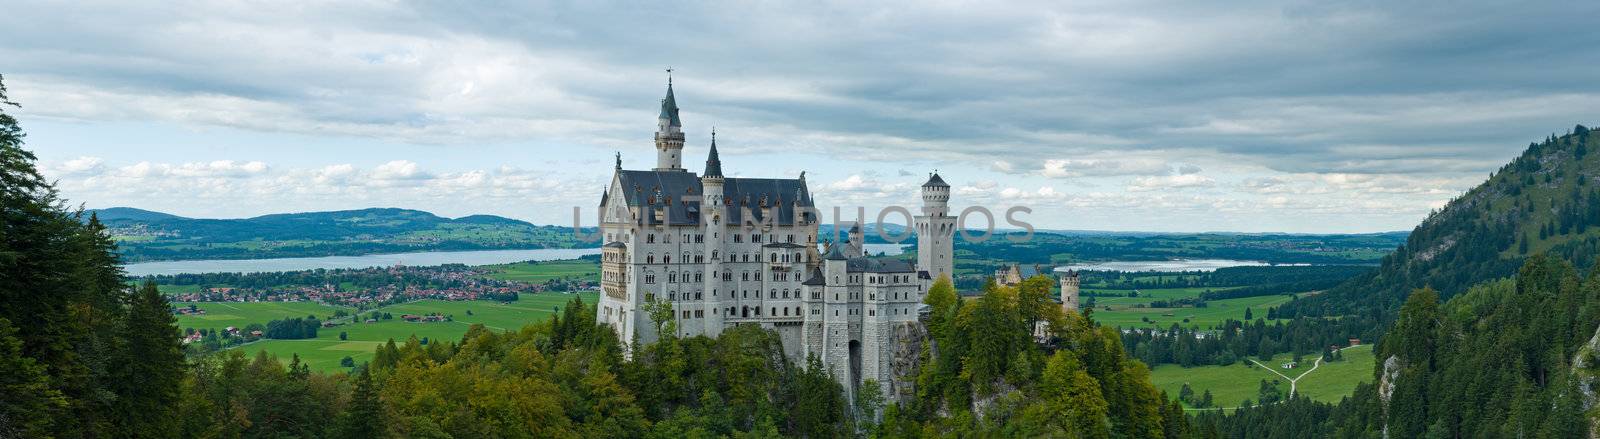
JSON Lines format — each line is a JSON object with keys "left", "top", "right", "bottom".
{"left": 595, "top": 80, "right": 955, "bottom": 399}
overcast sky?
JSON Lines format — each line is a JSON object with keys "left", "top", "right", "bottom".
{"left": 6, "top": 0, "right": 1598, "bottom": 233}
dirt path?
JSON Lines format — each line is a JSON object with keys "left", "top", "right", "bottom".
{"left": 1247, "top": 345, "right": 1355, "bottom": 398}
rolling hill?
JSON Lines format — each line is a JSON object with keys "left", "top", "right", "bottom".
{"left": 87, "top": 207, "right": 593, "bottom": 262}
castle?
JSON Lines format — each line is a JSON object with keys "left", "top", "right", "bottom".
{"left": 594, "top": 80, "right": 955, "bottom": 399}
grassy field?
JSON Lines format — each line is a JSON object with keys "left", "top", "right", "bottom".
{"left": 175, "top": 301, "right": 348, "bottom": 332}
{"left": 482, "top": 259, "right": 599, "bottom": 283}
{"left": 1150, "top": 344, "right": 1375, "bottom": 410}
{"left": 1150, "top": 361, "right": 1287, "bottom": 409}
{"left": 1088, "top": 294, "right": 1295, "bottom": 330}
{"left": 219, "top": 291, "right": 598, "bottom": 372}
{"left": 1294, "top": 344, "right": 1376, "bottom": 402}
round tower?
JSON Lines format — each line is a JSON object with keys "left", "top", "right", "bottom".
{"left": 1060, "top": 270, "right": 1080, "bottom": 312}
{"left": 700, "top": 131, "right": 725, "bottom": 334}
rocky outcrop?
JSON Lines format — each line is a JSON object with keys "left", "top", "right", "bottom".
{"left": 887, "top": 322, "right": 927, "bottom": 402}
{"left": 1377, "top": 355, "right": 1402, "bottom": 439}
{"left": 1570, "top": 323, "right": 1600, "bottom": 438}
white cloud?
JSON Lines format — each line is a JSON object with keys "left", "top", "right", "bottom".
{"left": 1128, "top": 174, "right": 1217, "bottom": 191}
{"left": 371, "top": 160, "right": 430, "bottom": 181}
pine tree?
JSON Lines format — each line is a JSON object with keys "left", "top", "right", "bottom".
{"left": 115, "top": 281, "right": 184, "bottom": 437}
{"left": 0, "top": 317, "right": 66, "bottom": 437}
{"left": 336, "top": 367, "right": 385, "bottom": 438}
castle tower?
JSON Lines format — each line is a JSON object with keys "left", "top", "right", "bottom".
{"left": 700, "top": 131, "right": 726, "bottom": 336}
{"left": 655, "top": 78, "right": 685, "bottom": 171}
{"left": 915, "top": 172, "right": 955, "bottom": 282}
{"left": 1060, "top": 270, "right": 1080, "bottom": 312}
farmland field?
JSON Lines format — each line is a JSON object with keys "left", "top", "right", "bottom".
{"left": 174, "top": 301, "right": 348, "bottom": 332}
{"left": 216, "top": 291, "right": 598, "bottom": 371}
{"left": 1086, "top": 292, "right": 1295, "bottom": 330}
{"left": 481, "top": 258, "right": 600, "bottom": 283}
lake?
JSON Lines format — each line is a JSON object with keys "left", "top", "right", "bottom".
{"left": 1054, "top": 259, "right": 1296, "bottom": 273}
{"left": 124, "top": 243, "right": 911, "bottom": 276}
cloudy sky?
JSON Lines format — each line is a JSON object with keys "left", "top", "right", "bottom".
{"left": 6, "top": 1, "right": 1598, "bottom": 233}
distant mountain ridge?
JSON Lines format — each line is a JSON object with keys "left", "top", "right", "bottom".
{"left": 89, "top": 207, "right": 592, "bottom": 262}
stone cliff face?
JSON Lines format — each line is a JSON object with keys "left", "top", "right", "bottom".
{"left": 887, "top": 322, "right": 927, "bottom": 402}
{"left": 1377, "top": 354, "right": 1402, "bottom": 439}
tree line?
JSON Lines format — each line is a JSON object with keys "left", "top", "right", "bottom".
{"left": 0, "top": 74, "right": 188, "bottom": 437}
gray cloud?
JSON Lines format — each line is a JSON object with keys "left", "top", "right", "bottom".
{"left": 6, "top": 0, "right": 1598, "bottom": 232}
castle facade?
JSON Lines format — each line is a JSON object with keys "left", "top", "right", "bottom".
{"left": 595, "top": 81, "right": 955, "bottom": 399}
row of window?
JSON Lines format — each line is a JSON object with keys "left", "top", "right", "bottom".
{"left": 643, "top": 251, "right": 808, "bottom": 265}
{"left": 664, "top": 304, "right": 917, "bottom": 321}
{"left": 606, "top": 230, "right": 824, "bottom": 246}
{"left": 637, "top": 232, "right": 805, "bottom": 245}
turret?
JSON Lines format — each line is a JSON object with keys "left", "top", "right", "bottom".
{"left": 701, "top": 131, "right": 725, "bottom": 222}
{"left": 655, "top": 78, "right": 685, "bottom": 171}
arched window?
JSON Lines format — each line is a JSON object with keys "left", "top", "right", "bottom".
{"left": 668, "top": 272, "right": 676, "bottom": 283}
{"left": 769, "top": 253, "right": 777, "bottom": 263}
{"left": 770, "top": 289, "right": 777, "bottom": 299}
{"left": 646, "top": 254, "right": 654, "bottom": 264}
{"left": 663, "top": 255, "right": 671, "bottom": 264}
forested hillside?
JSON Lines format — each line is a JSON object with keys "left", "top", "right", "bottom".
{"left": 1197, "top": 256, "right": 1600, "bottom": 437}
{"left": 1281, "top": 126, "right": 1599, "bottom": 328}
{"left": 1191, "top": 126, "right": 1600, "bottom": 436}
{"left": 88, "top": 207, "right": 592, "bottom": 261}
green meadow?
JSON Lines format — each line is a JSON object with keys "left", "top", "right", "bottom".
{"left": 217, "top": 291, "right": 598, "bottom": 372}
{"left": 1149, "top": 344, "right": 1375, "bottom": 411}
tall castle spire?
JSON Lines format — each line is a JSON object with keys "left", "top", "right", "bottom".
{"left": 654, "top": 70, "right": 686, "bottom": 171}
{"left": 704, "top": 128, "right": 723, "bottom": 178}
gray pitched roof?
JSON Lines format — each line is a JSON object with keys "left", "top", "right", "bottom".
{"left": 802, "top": 268, "right": 826, "bottom": 286}
{"left": 922, "top": 172, "right": 949, "bottom": 188}
{"left": 825, "top": 241, "right": 848, "bottom": 260}
{"left": 611, "top": 169, "right": 814, "bottom": 226}
{"left": 846, "top": 258, "right": 916, "bottom": 273}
